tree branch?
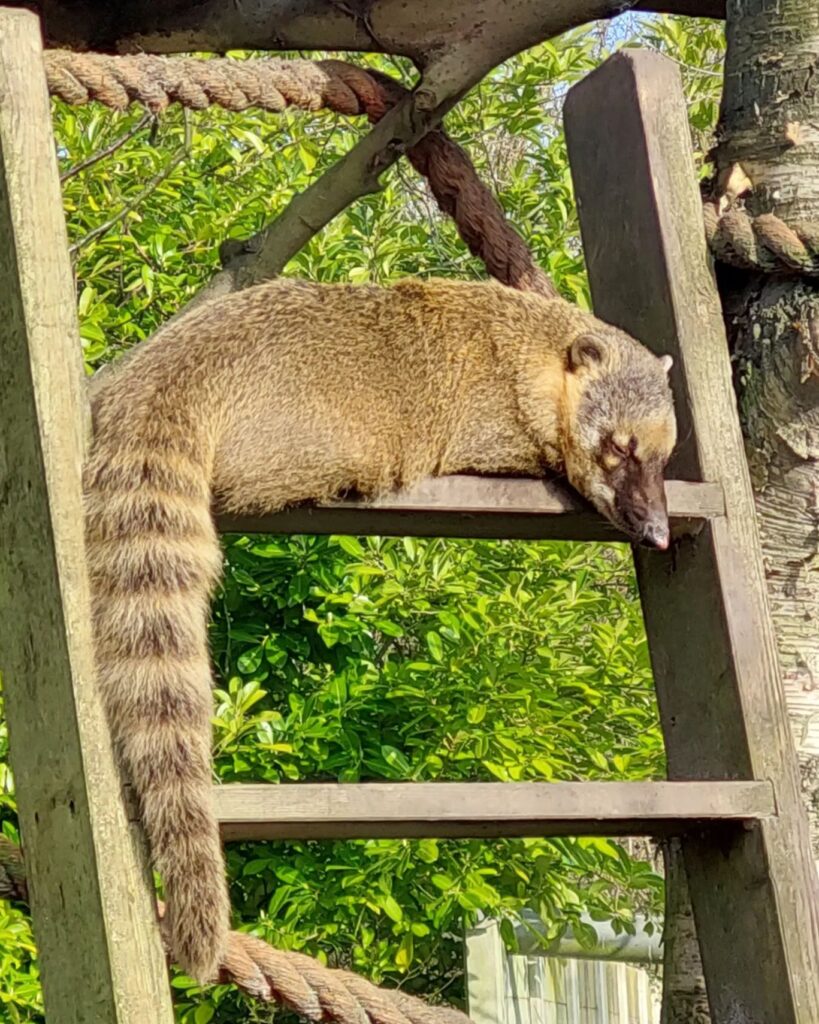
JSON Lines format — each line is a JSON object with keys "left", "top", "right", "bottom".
{"left": 69, "top": 149, "right": 184, "bottom": 256}
{"left": 60, "top": 112, "right": 153, "bottom": 182}
{"left": 167, "top": 56, "right": 488, "bottom": 322}
{"left": 49, "top": 52, "right": 552, "bottom": 322}
{"left": 68, "top": 111, "right": 192, "bottom": 257}
{"left": 25, "top": 0, "right": 724, "bottom": 59}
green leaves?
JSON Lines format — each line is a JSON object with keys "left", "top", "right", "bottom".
{"left": 395, "top": 933, "right": 414, "bottom": 969}
{"left": 204, "top": 531, "right": 665, "bottom": 1005}
{"left": 193, "top": 1004, "right": 215, "bottom": 1024}
{"left": 380, "top": 745, "right": 412, "bottom": 776}
{"left": 425, "top": 631, "right": 444, "bottom": 662}
{"left": 213, "top": 533, "right": 666, "bottom": 789}
{"left": 376, "top": 894, "right": 404, "bottom": 924}
{"left": 334, "top": 536, "right": 366, "bottom": 558}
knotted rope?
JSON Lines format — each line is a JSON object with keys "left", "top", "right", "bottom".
{"left": 44, "top": 50, "right": 556, "bottom": 297}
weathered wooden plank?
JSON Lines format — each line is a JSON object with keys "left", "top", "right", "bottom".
{"left": 214, "top": 781, "right": 774, "bottom": 840}
{"left": 565, "top": 48, "right": 819, "bottom": 1024}
{"left": 0, "top": 11, "right": 173, "bottom": 1023}
{"left": 217, "top": 477, "right": 723, "bottom": 540}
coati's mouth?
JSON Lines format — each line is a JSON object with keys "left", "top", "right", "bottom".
{"left": 635, "top": 517, "right": 670, "bottom": 550}
{"left": 591, "top": 491, "right": 670, "bottom": 550}
{"left": 599, "top": 509, "right": 670, "bottom": 549}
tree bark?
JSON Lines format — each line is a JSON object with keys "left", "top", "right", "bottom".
{"left": 15, "top": 0, "right": 723, "bottom": 57}
{"left": 660, "top": 842, "right": 710, "bottom": 1024}
{"left": 716, "top": 0, "right": 819, "bottom": 854}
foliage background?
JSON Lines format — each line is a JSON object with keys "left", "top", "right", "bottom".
{"left": 0, "top": 15, "right": 724, "bottom": 1023}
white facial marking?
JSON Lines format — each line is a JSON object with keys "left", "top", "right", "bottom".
{"left": 589, "top": 480, "right": 615, "bottom": 513}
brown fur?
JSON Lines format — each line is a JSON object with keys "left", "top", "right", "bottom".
{"left": 84, "top": 277, "right": 676, "bottom": 981}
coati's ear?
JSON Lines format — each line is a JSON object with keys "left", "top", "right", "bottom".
{"left": 659, "top": 354, "right": 673, "bottom": 374}
{"left": 568, "top": 334, "right": 609, "bottom": 373}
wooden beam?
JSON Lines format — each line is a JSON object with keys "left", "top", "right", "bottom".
{"left": 27, "top": 0, "right": 725, "bottom": 62}
{"left": 214, "top": 781, "right": 774, "bottom": 841}
{"left": 0, "top": 11, "right": 173, "bottom": 1023}
{"left": 565, "top": 48, "right": 819, "bottom": 1024}
{"left": 217, "top": 477, "right": 723, "bottom": 540}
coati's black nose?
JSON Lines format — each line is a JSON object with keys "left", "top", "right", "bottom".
{"left": 641, "top": 519, "right": 670, "bottom": 550}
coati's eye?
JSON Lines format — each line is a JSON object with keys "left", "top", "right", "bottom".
{"left": 610, "top": 436, "right": 638, "bottom": 461}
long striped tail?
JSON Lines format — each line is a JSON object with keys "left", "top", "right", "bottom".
{"left": 84, "top": 439, "right": 229, "bottom": 982}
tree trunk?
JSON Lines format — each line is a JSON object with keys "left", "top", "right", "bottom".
{"left": 716, "top": 0, "right": 819, "bottom": 853}
{"left": 661, "top": 6, "right": 819, "bottom": 1020}
{"left": 660, "top": 842, "right": 710, "bottom": 1024}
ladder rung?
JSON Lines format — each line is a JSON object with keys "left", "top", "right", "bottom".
{"left": 215, "top": 780, "right": 772, "bottom": 841}
{"left": 216, "top": 476, "right": 723, "bottom": 540}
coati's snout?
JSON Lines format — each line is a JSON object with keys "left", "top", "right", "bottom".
{"left": 562, "top": 332, "right": 677, "bottom": 549}
{"left": 567, "top": 441, "right": 672, "bottom": 550}
{"left": 609, "top": 457, "right": 670, "bottom": 550}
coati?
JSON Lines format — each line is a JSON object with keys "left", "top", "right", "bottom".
{"left": 84, "top": 277, "right": 676, "bottom": 982}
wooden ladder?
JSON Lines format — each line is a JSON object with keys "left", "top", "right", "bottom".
{"left": 0, "top": 10, "right": 817, "bottom": 1023}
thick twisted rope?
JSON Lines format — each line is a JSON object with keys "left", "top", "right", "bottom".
{"left": 704, "top": 198, "right": 819, "bottom": 276}
{"left": 45, "top": 52, "right": 377, "bottom": 116}
{"left": 44, "top": 51, "right": 819, "bottom": 280}
{"left": 43, "top": 51, "right": 557, "bottom": 297}
{"left": 216, "top": 928, "right": 471, "bottom": 1024}
{"left": 408, "top": 129, "right": 552, "bottom": 294}
{"left": 0, "top": 833, "right": 469, "bottom": 1024}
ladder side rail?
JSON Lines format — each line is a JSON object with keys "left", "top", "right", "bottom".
{"left": 564, "top": 49, "right": 819, "bottom": 1023}
{"left": 0, "top": 10, "right": 173, "bottom": 1022}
